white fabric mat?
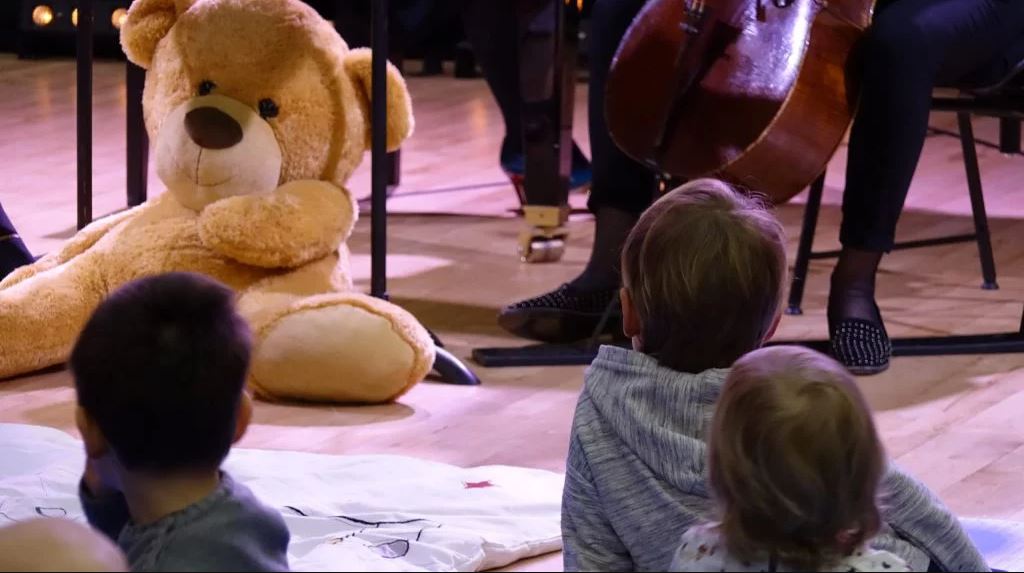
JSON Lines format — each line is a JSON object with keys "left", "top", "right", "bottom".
{"left": 0, "top": 424, "right": 563, "bottom": 572}
{"left": 1, "top": 424, "right": 1021, "bottom": 572}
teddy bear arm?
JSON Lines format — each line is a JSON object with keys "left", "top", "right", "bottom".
{"left": 197, "top": 180, "right": 356, "bottom": 269}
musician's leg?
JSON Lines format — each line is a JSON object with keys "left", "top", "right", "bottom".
{"left": 498, "top": 0, "right": 654, "bottom": 343}
{"left": 833, "top": 0, "right": 1024, "bottom": 371}
{"left": 576, "top": 0, "right": 659, "bottom": 292}
{"left": 461, "top": 0, "right": 591, "bottom": 182}
{"left": 461, "top": 0, "right": 523, "bottom": 164}
{"left": 0, "top": 202, "right": 33, "bottom": 280}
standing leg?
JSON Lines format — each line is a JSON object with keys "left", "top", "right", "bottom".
{"left": 832, "top": 0, "right": 1024, "bottom": 373}
{"left": 575, "top": 0, "right": 658, "bottom": 291}
{"left": 498, "top": 0, "right": 656, "bottom": 343}
{"left": 461, "top": 0, "right": 525, "bottom": 166}
{"left": 0, "top": 203, "right": 33, "bottom": 280}
{"left": 461, "top": 0, "right": 591, "bottom": 187}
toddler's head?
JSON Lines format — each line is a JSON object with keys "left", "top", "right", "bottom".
{"left": 709, "top": 345, "right": 885, "bottom": 569}
{"left": 620, "top": 179, "right": 786, "bottom": 372}
{"left": 71, "top": 272, "right": 253, "bottom": 476}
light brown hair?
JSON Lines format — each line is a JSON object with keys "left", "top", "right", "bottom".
{"left": 621, "top": 179, "right": 786, "bottom": 373}
{"left": 709, "top": 346, "right": 886, "bottom": 570}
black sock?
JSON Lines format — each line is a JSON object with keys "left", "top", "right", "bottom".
{"left": 569, "top": 207, "right": 637, "bottom": 293}
{"left": 829, "top": 247, "right": 884, "bottom": 326}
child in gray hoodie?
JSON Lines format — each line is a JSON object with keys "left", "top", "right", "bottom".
{"left": 561, "top": 179, "right": 987, "bottom": 572}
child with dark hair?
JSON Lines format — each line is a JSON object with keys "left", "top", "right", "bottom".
{"left": 561, "top": 179, "right": 986, "bottom": 572}
{"left": 71, "top": 272, "right": 290, "bottom": 572}
{"left": 671, "top": 346, "right": 908, "bottom": 572}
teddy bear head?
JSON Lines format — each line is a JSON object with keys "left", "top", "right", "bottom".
{"left": 121, "top": 0, "right": 413, "bottom": 211}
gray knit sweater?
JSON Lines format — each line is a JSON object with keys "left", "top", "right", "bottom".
{"left": 561, "top": 345, "right": 988, "bottom": 572}
{"left": 81, "top": 473, "right": 290, "bottom": 572}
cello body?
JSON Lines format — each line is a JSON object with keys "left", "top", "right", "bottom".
{"left": 605, "top": 0, "right": 875, "bottom": 203}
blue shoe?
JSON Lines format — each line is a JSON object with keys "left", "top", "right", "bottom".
{"left": 501, "top": 143, "right": 592, "bottom": 192}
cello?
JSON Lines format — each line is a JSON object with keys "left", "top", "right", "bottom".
{"left": 605, "top": 0, "right": 875, "bottom": 203}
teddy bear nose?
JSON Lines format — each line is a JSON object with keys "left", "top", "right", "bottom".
{"left": 185, "top": 107, "right": 243, "bottom": 150}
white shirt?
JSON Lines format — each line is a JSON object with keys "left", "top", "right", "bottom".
{"left": 669, "top": 524, "right": 912, "bottom": 572}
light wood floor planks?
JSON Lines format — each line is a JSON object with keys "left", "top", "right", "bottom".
{"left": 2, "top": 55, "right": 1024, "bottom": 569}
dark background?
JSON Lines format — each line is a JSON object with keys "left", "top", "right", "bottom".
{"left": 1, "top": 1, "right": 469, "bottom": 62}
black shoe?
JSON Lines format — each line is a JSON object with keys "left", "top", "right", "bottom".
{"left": 829, "top": 313, "right": 892, "bottom": 376}
{"left": 498, "top": 283, "right": 621, "bottom": 343}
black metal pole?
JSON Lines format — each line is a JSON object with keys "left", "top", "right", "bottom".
{"left": 364, "top": 0, "right": 480, "bottom": 385}
{"left": 370, "top": 0, "right": 388, "bottom": 300}
{"left": 77, "top": 0, "right": 94, "bottom": 229}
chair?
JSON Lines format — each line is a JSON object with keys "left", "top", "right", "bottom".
{"left": 785, "top": 62, "right": 1024, "bottom": 356}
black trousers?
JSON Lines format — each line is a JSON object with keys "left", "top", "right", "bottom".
{"left": 585, "top": 0, "right": 658, "bottom": 215}
{"left": 465, "top": 0, "right": 1024, "bottom": 225}
{"left": 462, "top": 0, "right": 657, "bottom": 211}
{"left": 841, "top": 0, "right": 1024, "bottom": 252}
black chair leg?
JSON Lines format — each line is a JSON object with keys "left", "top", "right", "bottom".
{"left": 957, "top": 113, "right": 999, "bottom": 290}
{"left": 76, "top": 0, "right": 94, "bottom": 230}
{"left": 786, "top": 173, "right": 826, "bottom": 316}
{"left": 126, "top": 62, "right": 149, "bottom": 207}
{"left": 998, "top": 117, "right": 1021, "bottom": 155}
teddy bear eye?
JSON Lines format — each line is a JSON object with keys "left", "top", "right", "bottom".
{"left": 258, "top": 99, "right": 280, "bottom": 119}
{"left": 198, "top": 80, "right": 216, "bottom": 96}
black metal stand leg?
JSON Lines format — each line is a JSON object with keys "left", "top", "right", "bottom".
{"left": 370, "top": 0, "right": 479, "bottom": 386}
{"left": 127, "top": 62, "right": 149, "bottom": 207}
{"left": 958, "top": 113, "right": 999, "bottom": 290}
{"left": 77, "top": 0, "right": 94, "bottom": 230}
{"left": 998, "top": 117, "right": 1021, "bottom": 154}
{"left": 387, "top": 151, "right": 401, "bottom": 188}
{"left": 433, "top": 347, "right": 483, "bottom": 385}
{"left": 786, "top": 173, "right": 825, "bottom": 316}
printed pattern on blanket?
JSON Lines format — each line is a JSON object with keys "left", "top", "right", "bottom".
{"left": 0, "top": 424, "right": 563, "bottom": 572}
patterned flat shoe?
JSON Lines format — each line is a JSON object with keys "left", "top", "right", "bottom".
{"left": 498, "top": 283, "right": 621, "bottom": 343}
{"left": 830, "top": 317, "right": 892, "bottom": 376}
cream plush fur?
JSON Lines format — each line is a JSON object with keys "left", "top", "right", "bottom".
{"left": 0, "top": 0, "right": 435, "bottom": 404}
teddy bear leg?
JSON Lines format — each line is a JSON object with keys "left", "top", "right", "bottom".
{"left": 0, "top": 262, "right": 104, "bottom": 379}
{"left": 243, "top": 292, "right": 435, "bottom": 404}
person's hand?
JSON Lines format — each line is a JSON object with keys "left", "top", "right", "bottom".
{"left": 83, "top": 455, "right": 122, "bottom": 498}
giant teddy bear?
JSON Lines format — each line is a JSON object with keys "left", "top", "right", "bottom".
{"left": 0, "top": 0, "right": 436, "bottom": 404}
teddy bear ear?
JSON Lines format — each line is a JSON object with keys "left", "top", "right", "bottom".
{"left": 344, "top": 48, "right": 415, "bottom": 152}
{"left": 120, "top": 0, "right": 196, "bottom": 68}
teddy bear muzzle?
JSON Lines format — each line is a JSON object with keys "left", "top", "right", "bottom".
{"left": 185, "top": 106, "right": 244, "bottom": 150}
{"left": 155, "top": 94, "right": 284, "bottom": 212}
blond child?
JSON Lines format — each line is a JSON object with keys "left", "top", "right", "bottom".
{"left": 560, "top": 179, "right": 986, "bottom": 572}
{"left": 671, "top": 346, "right": 908, "bottom": 572}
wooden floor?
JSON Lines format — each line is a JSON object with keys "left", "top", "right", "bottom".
{"left": 3, "top": 55, "right": 1024, "bottom": 568}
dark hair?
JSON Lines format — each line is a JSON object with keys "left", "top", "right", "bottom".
{"left": 709, "top": 346, "right": 885, "bottom": 570}
{"left": 71, "top": 272, "right": 251, "bottom": 473}
{"left": 621, "top": 179, "right": 787, "bottom": 373}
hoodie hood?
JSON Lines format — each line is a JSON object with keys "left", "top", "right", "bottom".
{"left": 584, "top": 345, "right": 727, "bottom": 493}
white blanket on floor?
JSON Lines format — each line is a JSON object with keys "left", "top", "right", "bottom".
{"left": 0, "top": 424, "right": 562, "bottom": 572}
{"left": 1, "top": 424, "right": 1021, "bottom": 571}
